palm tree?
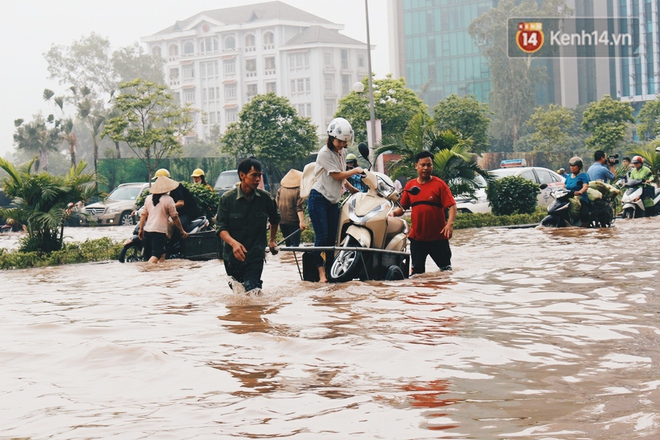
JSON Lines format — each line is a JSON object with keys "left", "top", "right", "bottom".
{"left": 0, "top": 159, "right": 97, "bottom": 252}
{"left": 376, "top": 112, "right": 490, "bottom": 198}
{"left": 13, "top": 116, "right": 60, "bottom": 172}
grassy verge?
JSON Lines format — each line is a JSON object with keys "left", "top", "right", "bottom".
{"left": 0, "top": 237, "right": 123, "bottom": 270}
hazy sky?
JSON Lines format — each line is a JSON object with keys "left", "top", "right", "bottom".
{"left": 0, "top": 0, "right": 390, "bottom": 158}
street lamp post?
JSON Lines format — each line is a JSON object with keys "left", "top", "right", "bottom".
{"left": 364, "top": 0, "right": 377, "bottom": 165}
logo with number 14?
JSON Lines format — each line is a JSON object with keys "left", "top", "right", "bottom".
{"left": 516, "top": 22, "right": 544, "bottom": 53}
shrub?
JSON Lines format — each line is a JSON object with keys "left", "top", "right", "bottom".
{"left": 0, "top": 238, "right": 123, "bottom": 269}
{"left": 486, "top": 176, "right": 540, "bottom": 215}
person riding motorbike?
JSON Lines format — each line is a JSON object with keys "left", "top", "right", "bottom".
{"left": 346, "top": 153, "right": 368, "bottom": 193}
{"left": 564, "top": 156, "right": 590, "bottom": 227}
{"left": 628, "top": 155, "right": 655, "bottom": 215}
{"left": 191, "top": 168, "right": 214, "bottom": 192}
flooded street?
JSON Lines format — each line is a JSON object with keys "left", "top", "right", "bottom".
{"left": 1, "top": 219, "right": 659, "bottom": 439}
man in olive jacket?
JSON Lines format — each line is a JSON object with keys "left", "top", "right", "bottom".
{"left": 216, "top": 157, "right": 280, "bottom": 293}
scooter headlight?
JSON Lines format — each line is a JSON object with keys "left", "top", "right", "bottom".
{"left": 376, "top": 176, "right": 395, "bottom": 199}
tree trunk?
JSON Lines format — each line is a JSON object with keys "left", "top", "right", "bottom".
{"left": 114, "top": 141, "right": 121, "bottom": 159}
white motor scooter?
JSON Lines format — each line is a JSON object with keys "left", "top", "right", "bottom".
{"left": 621, "top": 179, "right": 660, "bottom": 218}
{"left": 328, "top": 143, "right": 420, "bottom": 282}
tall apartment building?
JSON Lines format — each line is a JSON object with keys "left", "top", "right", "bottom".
{"left": 141, "top": 1, "right": 369, "bottom": 142}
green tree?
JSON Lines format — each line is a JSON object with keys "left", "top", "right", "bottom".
{"left": 582, "top": 94, "right": 635, "bottom": 151}
{"left": 335, "top": 75, "right": 429, "bottom": 144}
{"left": 637, "top": 96, "right": 660, "bottom": 141}
{"left": 112, "top": 42, "right": 164, "bottom": 85}
{"left": 220, "top": 93, "right": 318, "bottom": 175}
{"left": 44, "top": 33, "right": 165, "bottom": 172}
{"left": 13, "top": 115, "right": 61, "bottom": 172}
{"left": 376, "top": 113, "right": 489, "bottom": 198}
{"left": 469, "top": 0, "right": 572, "bottom": 145}
{"left": 0, "top": 159, "right": 97, "bottom": 252}
{"left": 432, "top": 94, "right": 491, "bottom": 154}
{"left": 526, "top": 104, "right": 575, "bottom": 155}
{"left": 102, "top": 79, "right": 194, "bottom": 182}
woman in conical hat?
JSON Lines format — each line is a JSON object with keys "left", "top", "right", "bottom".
{"left": 280, "top": 169, "right": 302, "bottom": 188}
{"left": 139, "top": 176, "right": 188, "bottom": 263}
{"left": 276, "top": 169, "right": 306, "bottom": 247}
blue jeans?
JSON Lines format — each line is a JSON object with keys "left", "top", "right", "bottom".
{"left": 307, "top": 189, "right": 339, "bottom": 267}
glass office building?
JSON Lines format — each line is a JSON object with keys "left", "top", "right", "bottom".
{"left": 390, "top": 0, "right": 496, "bottom": 107}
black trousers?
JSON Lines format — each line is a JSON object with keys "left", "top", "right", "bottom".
{"left": 409, "top": 238, "right": 451, "bottom": 274}
{"left": 224, "top": 258, "right": 265, "bottom": 291}
{"left": 279, "top": 223, "right": 301, "bottom": 247}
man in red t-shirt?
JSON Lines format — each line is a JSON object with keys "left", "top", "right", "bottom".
{"left": 390, "top": 151, "right": 457, "bottom": 274}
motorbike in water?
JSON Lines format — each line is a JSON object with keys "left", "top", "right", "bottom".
{"left": 118, "top": 216, "right": 217, "bottom": 262}
{"left": 620, "top": 179, "right": 660, "bottom": 219}
{"left": 281, "top": 142, "right": 420, "bottom": 282}
{"left": 540, "top": 181, "right": 618, "bottom": 228}
{"left": 328, "top": 143, "right": 420, "bottom": 282}
{"left": 540, "top": 185, "right": 578, "bottom": 227}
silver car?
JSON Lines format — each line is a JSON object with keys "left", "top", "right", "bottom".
{"left": 455, "top": 167, "right": 565, "bottom": 214}
{"left": 84, "top": 183, "right": 149, "bottom": 226}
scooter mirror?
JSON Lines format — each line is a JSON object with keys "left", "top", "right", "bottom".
{"left": 358, "top": 142, "right": 370, "bottom": 160}
{"left": 407, "top": 186, "right": 421, "bottom": 195}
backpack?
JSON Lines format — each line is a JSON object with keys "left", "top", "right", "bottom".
{"left": 299, "top": 162, "right": 320, "bottom": 200}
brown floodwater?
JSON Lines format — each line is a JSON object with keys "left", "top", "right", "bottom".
{"left": 1, "top": 219, "right": 659, "bottom": 439}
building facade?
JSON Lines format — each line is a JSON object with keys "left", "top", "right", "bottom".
{"left": 388, "top": 0, "right": 495, "bottom": 108}
{"left": 141, "top": 1, "right": 369, "bottom": 142}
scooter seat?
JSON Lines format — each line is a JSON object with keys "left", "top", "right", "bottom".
{"left": 386, "top": 217, "right": 406, "bottom": 238}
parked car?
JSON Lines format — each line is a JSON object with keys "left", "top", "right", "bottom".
{"left": 455, "top": 167, "right": 565, "bottom": 214}
{"left": 83, "top": 183, "right": 149, "bottom": 226}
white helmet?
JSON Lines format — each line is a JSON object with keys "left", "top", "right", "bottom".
{"left": 327, "top": 117, "right": 354, "bottom": 144}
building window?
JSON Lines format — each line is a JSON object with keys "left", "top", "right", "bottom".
{"left": 246, "top": 59, "right": 257, "bottom": 77}
{"left": 296, "top": 103, "right": 312, "bottom": 118}
{"left": 225, "top": 83, "right": 237, "bottom": 99}
{"left": 226, "top": 108, "right": 238, "bottom": 123}
{"left": 245, "top": 34, "right": 256, "bottom": 52}
{"left": 325, "top": 99, "right": 335, "bottom": 116}
{"left": 223, "top": 59, "right": 236, "bottom": 75}
{"left": 201, "top": 61, "right": 217, "bottom": 79}
{"left": 289, "top": 52, "right": 310, "bottom": 70}
{"left": 205, "top": 87, "right": 216, "bottom": 101}
{"left": 291, "top": 78, "right": 311, "bottom": 95}
{"left": 247, "top": 83, "right": 258, "bottom": 99}
{"left": 152, "top": 46, "right": 162, "bottom": 58}
{"left": 183, "top": 88, "right": 196, "bottom": 103}
{"left": 224, "top": 36, "right": 235, "bottom": 50}
{"left": 264, "top": 56, "right": 276, "bottom": 75}
{"left": 183, "top": 41, "right": 194, "bottom": 55}
{"left": 266, "top": 81, "right": 277, "bottom": 93}
{"left": 341, "top": 74, "right": 350, "bottom": 95}
{"left": 324, "top": 74, "right": 334, "bottom": 91}
{"left": 182, "top": 64, "right": 195, "bottom": 80}
{"left": 200, "top": 37, "right": 218, "bottom": 53}
{"left": 341, "top": 50, "right": 349, "bottom": 69}
{"left": 209, "top": 112, "right": 217, "bottom": 125}
{"left": 263, "top": 32, "right": 275, "bottom": 50}
{"left": 169, "top": 68, "right": 180, "bottom": 85}
{"left": 358, "top": 54, "right": 365, "bottom": 68}
{"left": 169, "top": 44, "right": 179, "bottom": 58}
{"left": 324, "top": 51, "right": 333, "bottom": 66}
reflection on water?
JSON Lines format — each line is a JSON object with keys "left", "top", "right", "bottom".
{"left": 1, "top": 220, "right": 660, "bottom": 438}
